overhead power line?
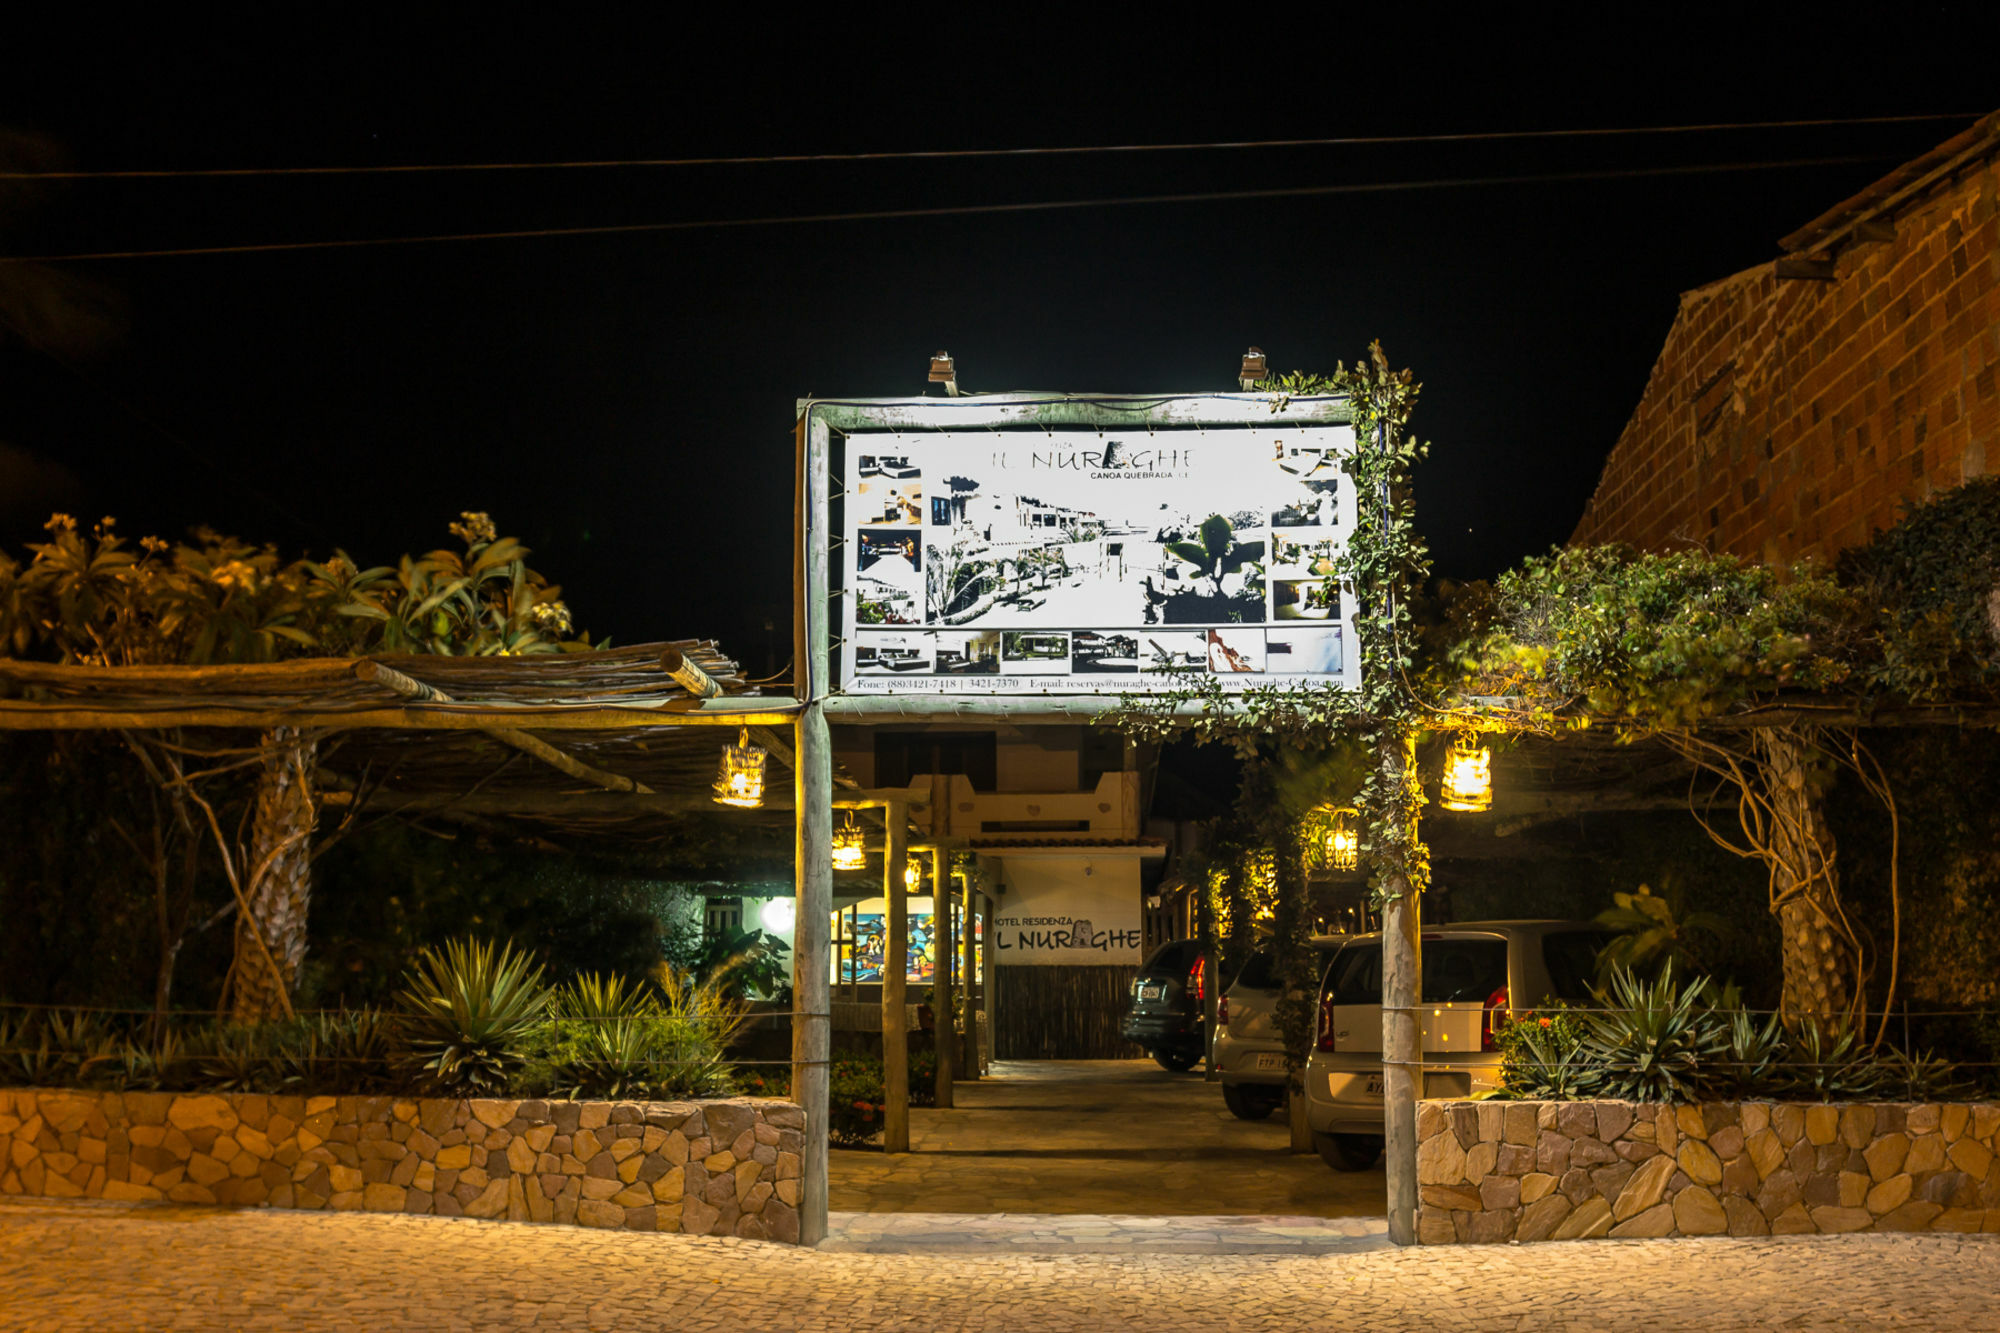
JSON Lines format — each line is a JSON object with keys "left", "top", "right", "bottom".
{"left": 0, "top": 154, "right": 1897, "bottom": 264}
{"left": 0, "top": 113, "right": 1975, "bottom": 181}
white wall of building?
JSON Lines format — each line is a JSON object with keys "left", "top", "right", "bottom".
{"left": 988, "top": 856, "right": 1143, "bottom": 966}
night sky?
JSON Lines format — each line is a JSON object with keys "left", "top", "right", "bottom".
{"left": 3, "top": 14, "right": 1995, "bottom": 679}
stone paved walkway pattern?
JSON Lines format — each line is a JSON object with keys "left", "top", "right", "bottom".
{"left": 4, "top": 1196, "right": 1999, "bottom": 1330}
{"left": 830, "top": 1058, "right": 1386, "bottom": 1216}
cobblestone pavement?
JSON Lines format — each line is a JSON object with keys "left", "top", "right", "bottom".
{"left": 5, "top": 1197, "right": 2000, "bottom": 1332}
{"left": 831, "top": 1058, "right": 1385, "bottom": 1216}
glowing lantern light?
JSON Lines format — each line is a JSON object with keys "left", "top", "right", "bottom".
{"left": 712, "top": 728, "right": 768, "bottom": 808}
{"left": 1326, "top": 807, "right": 1360, "bottom": 873}
{"left": 904, "top": 857, "right": 924, "bottom": 892}
{"left": 1440, "top": 736, "right": 1493, "bottom": 813}
{"left": 831, "top": 812, "right": 866, "bottom": 870}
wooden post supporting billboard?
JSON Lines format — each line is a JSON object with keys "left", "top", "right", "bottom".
{"left": 792, "top": 413, "right": 833, "bottom": 1247}
{"left": 882, "top": 801, "right": 910, "bottom": 1153}
{"left": 1378, "top": 731, "right": 1421, "bottom": 1247}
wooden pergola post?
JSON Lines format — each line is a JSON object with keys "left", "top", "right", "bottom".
{"left": 961, "top": 861, "right": 981, "bottom": 1080}
{"left": 1379, "top": 730, "right": 1422, "bottom": 1247}
{"left": 793, "top": 407, "right": 832, "bottom": 1246}
{"left": 931, "top": 844, "right": 954, "bottom": 1108}
{"left": 882, "top": 800, "right": 910, "bottom": 1153}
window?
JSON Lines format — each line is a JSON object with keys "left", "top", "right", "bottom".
{"left": 1322, "top": 938, "right": 1508, "bottom": 1004}
{"left": 1233, "top": 948, "right": 1278, "bottom": 991}
{"left": 704, "top": 898, "right": 742, "bottom": 938}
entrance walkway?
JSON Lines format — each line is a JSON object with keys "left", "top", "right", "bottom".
{"left": 828, "top": 1058, "right": 1385, "bottom": 1217}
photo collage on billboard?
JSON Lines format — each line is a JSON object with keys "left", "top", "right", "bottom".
{"left": 842, "top": 428, "right": 1359, "bottom": 694}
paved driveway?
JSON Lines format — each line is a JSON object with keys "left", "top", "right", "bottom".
{"left": 830, "top": 1058, "right": 1385, "bottom": 1216}
{"left": 3, "top": 1197, "right": 1998, "bottom": 1331}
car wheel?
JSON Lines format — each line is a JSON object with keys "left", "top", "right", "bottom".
{"left": 1153, "top": 1049, "right": 1200, "bottom": 1073}
{"left": 1222, "top": 1083, "right": 1276, "bottom": 1120}
{"left": 1314, "top": 1132, "right": 1383, "bottom": 1172}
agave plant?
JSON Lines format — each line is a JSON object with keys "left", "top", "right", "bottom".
{"left": 397, "top": 938, "right": 552, "bottom": 1096}
{"left": 1779, "top": 1018, "right": 1889, "bottom": 1101}
{"left": 193, "top": 1022, "right": 294, "bottom": 1093}
{"left": 1872, "top": 1046, "right": 1977, "bottom": 1101}
{"left": 547, "top": 972, "right": 666, "bottom": 1100}
{"left": 284, "top": 1009, "right": 397, "bottom": 1094}
{"left": 0, "top": 1008, "right": 118, "bottom": 1088}
{"left": 1578, "top": 962, "right": 1722, "bottom": 1103}
{"left": 1701, "top": 1002, "right": 1788, "bottom": 1099}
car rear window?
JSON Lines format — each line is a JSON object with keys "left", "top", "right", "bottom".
{"left": 1322, "top": 938, "right": 1509, "bottom": 1004}
{"left": 1233, "top": 948, "right": 1280, "bottom": 991}
{"left": 1541, "top": 930, "right": 1611, "bottom": 1001}
{"left": 1142, "top": 939, "right": 1200, "bottom": 974}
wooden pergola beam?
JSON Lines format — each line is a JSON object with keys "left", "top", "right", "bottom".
{"left": 0, "top": 698, "right": 803, "bottom": 731}
{"left": 353, "top": 661, "right": 656, "bottom": 795}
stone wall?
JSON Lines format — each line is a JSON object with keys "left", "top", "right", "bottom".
{"left": 1417, "top": 1099, "right": 2000, "bottom": 1244}
{"left": 0, "top": 1089, "right": 804, "bottom": 1243}
{"left": 1568, "top": 132, "right": 1997, "bottom": 565}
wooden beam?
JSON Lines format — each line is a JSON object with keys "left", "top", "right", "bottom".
{"left": 660, "top": 647, "right": 723, "bottom": 698}
{"left": 318, "top": 789, "right": 794, "bottom": 815}
{"left": 353, "top": 661, "right": 656, "bottom": 795}
{"left": 1775, "top": 256, "right": 1836, "bottom": 281}
{"left": 0, "top": 698, "right": 803, "bottom": 732}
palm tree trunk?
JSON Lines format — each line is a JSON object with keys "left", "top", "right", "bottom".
{"left": 1753, "top": 728, "right": 1856, "bottom": 1029}
{"left": 230, "top": 727, "right": 319, "bottom": 1022}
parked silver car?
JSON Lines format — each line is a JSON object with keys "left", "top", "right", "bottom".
{"left": 1212, "top": 936, "right": 1343, "bottom": 1120}
{"left": 1304, "top": 920, "right": 1606, "bottom": 1170}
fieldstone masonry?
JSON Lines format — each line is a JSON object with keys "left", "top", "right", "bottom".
{"left": 0, "top": 1089, "right": 805, "bottom": 1243}
{"left": 1416, "top": 1098, "right": 2000, "bottom": 1244}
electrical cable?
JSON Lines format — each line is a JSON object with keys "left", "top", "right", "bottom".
{"left": 0, "top": 153, "right": 1898, "bottom": 264}
{"left": 0, "top": 113, "right": 1976, "bottom": 181}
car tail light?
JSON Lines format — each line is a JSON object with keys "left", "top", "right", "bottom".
{"left": 1216, "top": 995, "right": 1229, "bottom": 1026}
{"left": 1317, "top": 989, "right": 1338, "bottom": 1051}
{"left": 1188, "top": 955, "right": 1205, "bottom": 1003}
{"left": 1481, "top": 987, "right": 1509, "bottom": 1052}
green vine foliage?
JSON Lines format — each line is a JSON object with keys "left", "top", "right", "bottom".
{"left": 1112, "top": 345, "right": 1438, "bottom": 1080}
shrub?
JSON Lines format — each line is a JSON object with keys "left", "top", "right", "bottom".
{"left": 1496, "top": 1004, "right": 1596, "bottom": 1100}
{"left": 1575, "top": 962, "right": 1721, "bottom": 1103}
{"left": 540, "top": 971, "right": 669, "bottom": 1100}
{"left": 396, "top": 937, "right": 552, "bottom": 1095}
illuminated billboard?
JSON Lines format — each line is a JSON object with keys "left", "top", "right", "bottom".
{"left": 839, "top": 426, "right": 1359, "bottom": 695}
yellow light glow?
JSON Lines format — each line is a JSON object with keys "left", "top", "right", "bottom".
{"left": 712, "top": 728, "right": 768, "bottom": 808}
{"left": 904, "top": 857, "right": 923, "bottom": 892}
{"left": 1325, "top": 807, "right": 1360, "bottom": 872}
{"left": 831, "top": 814, "right": 866, "bottom": 870}
{"left": 1440, "top": 737, "right": 1492, "bottom": 813}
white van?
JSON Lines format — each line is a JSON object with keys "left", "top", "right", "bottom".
{"left": 1304, "top": 921, "right": 1605, "bottom": 1171}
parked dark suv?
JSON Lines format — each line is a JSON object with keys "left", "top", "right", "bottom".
{"left": 1122, "top": 938, "right": 1213, "bottom": 1071}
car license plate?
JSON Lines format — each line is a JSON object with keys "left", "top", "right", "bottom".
{"left": 1139, "top": 984, "right": 1163, "bottom": 1001}
{"left": 1254, "top": 1053, "right": 1284, "bottom": 1071}
{"left": 1365, "top": 1074, "right": 1385, "bottom": 1096}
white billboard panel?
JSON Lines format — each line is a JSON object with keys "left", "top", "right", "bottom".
{"left": 839, "top": 427, "right": 1359, "bottom": 695}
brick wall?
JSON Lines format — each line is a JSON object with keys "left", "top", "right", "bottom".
{"left": 1570, "top": 155, "right": 2000, "bottom": 562}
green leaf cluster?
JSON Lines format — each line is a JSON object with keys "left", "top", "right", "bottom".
{"left": 0, "top": 509, "right": 593, "bottom": 668}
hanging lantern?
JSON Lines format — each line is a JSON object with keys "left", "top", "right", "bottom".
{"left": 1440, "top": 735, "right": 1493, "bottom": 813}
{"left": 831, "top": 813, "right": 866, "bottom": 870}
{"left": 711, "top": 728, "right": 768, "bottom": 808}
{"left": 1325, "top": 807, "right": 1360, "bottom": 872}
{"left": 904, "top": 857, "right": 924, "bottom": 892}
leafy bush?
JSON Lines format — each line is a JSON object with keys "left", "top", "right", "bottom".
{"left": 396, "top": 937, "right": 552, "bottom": 1095}
{"left": 824, "top": 1049, "right": 939, "bottom": 1147}
{"left": 1496, "top": 1004, "right": 1596, "bottom": 1100}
